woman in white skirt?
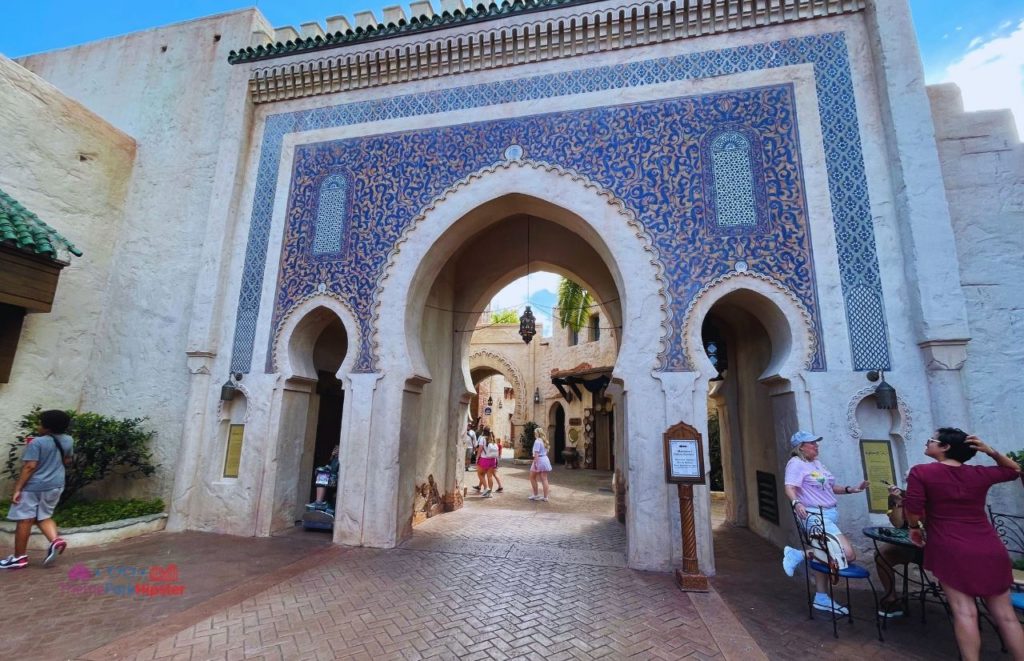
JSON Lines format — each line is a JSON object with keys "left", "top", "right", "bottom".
{"left": 529, "top": 429, "right": 553, "bottom": 501}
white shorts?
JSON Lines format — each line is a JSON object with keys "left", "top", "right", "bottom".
{"left": 7, "top": 488, "right": 62, "bottom": 521}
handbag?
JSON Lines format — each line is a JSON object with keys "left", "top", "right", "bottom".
{"left": 314, "top": 466, "right": 337, "bottom": 488}
{"left": 808, "top": 527, "right": 848, "bottom": 583}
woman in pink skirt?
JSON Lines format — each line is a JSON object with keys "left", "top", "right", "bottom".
{"left": 903, "top": 428, "right": 1023, "bottom": 661}
{"left": 529, "top": 429, "right": 552, "bottom": 501}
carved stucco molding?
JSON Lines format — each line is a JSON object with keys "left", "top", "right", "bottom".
{"left": 269, "top": 291, "right": 362, "bottom": 376}
{"left": 846, "top": 384, "right": 913, "bottom": 442}
{"left": 369, "top": 157, "right": 669, "bottom": 371}
{"left": 469, "top": 348, "right": 527, "bottom": 423}
{"left": 682, "top": 269, "right": 817, "bottom": 372}
{"left": 244, "top": 0, "right": 867, "bottom": 103}
{"left": 217, "top": 382, "right": 254, "bottom": 423}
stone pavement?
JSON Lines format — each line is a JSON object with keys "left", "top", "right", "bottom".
{"left": 7, "top": 462, "right": 999, "bottom": 660}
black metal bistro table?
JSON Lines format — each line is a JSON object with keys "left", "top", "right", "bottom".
{"left": 862, "top": 526, "right": 941, "bottom": 625}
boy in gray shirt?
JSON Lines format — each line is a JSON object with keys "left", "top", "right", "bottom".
{"left": 1, "top": 409, "right": 74, "bottom": 569}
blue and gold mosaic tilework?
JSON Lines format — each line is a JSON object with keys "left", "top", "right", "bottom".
{"left": 228, "top": 32, "right": 890, "bottom": 375}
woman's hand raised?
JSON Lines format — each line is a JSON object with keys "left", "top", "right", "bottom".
{"left": 965, "top": 435, "right": 993, "bottom": 456}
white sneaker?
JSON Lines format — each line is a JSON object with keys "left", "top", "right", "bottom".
{"left": 528, "top": 495, "right": 539, "bottom": 500}
{"left": 812, "top": 594, "right": 849, "bottom": 615}
{"left": 481, "top": 489, "right": 491, "bottom": 497}
{"left": 782, "top": 546, "right": 804, "bottom": 577}
{"left": 540, "top": 497, "right": 548, "bottom": 502}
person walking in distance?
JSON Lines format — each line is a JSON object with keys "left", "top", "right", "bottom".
{"left": 529, "top": 429, "right": 553, "bottom": 501}
{"left": 1, "top": 410, "right": 74, "bottom": 570}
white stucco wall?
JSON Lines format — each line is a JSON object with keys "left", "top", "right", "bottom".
{"left": 929, "top": 83, "right": 1024, "bottom": 516}
{"left": 0, "top": 54, "right": 135, "bottom": 492}
{"left": 14, "top": 10, "right": 268, "bottom": 500}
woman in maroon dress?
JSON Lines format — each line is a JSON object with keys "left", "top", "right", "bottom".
{"left": 902, "top": 428, "right": 1023, "bottom": 661}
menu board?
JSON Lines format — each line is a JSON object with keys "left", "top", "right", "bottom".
{"left": 860, "top": 439, "right": 896, "bottom": 513}
{"left": 669, "top": 440, "right": 702, "bottom": 480}
{"left": 223, "top": 424, "right": 245, "bottom": 478}
{"left": 663, "top": 421, "right": 706, "bottom": 484}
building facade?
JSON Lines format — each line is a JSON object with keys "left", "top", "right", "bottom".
{"left": 0, "top": 0, "right": 1021, "bottom": 573}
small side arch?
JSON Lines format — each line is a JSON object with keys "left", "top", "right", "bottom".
{"left": 683, "top": 271, "right": 816, "bottom": 381}
{"left": 271, "top": 294, "right": 361, "bottom": 380}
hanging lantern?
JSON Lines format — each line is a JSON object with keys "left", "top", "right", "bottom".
{"left": 487, "top": 395, "right": 493, "bottom": 407}
{"left": 519, "top": 305, "right": 537, "bottom": 344}
{"left": 874, "top": 377, "right": 898, "bottom": 410}
{"left": 867, "top": 370, "right": 898, "bottom": 410}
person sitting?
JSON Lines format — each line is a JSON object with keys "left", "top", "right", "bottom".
{"left": 874, "top": 483, "right": 922, "bottom": 618}
{"left": 307, "top": 445, "right": 339, "bottom": 511}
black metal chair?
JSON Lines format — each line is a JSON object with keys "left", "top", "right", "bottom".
{"left": 988, "top": 506, "right": 1024, "bottom": 618}
{"left": 790, "top": 504, "right": 883, "bottom": 640}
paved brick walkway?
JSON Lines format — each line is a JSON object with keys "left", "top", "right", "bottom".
{"left": 709, "top": 500, "right": 1006, "bottom": 660}
{"left": 4, "top": 469, "right": 1008, "bottom": 660}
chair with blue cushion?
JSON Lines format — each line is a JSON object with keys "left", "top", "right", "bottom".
{"left": 790, "top": 504, "right": 883, "bottom": 641}
{"left": 987, "top": 506, "right": 1024, "bottom": 620}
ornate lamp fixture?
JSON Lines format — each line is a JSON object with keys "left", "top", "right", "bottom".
{"left": 519, "top": 306, "right": 537, "bottom": 344}
{"left": 518, "top": 217, "right": 536, "bottom": 344}
{"left": 220, "top": 373, "right": 243, "bottom": 401}
{"left": 533, "top": 387, "right": 541, "bottom": 404}
{"left": 867, "top": 370, "right": 897, "bottom": 410}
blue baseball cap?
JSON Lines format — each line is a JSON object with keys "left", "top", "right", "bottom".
{"left": 790, "top": 431, "right": 823, "bottom": 447}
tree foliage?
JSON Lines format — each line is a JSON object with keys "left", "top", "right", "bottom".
{"left": 556, "top": 278, "right": 595, "bottom": 332}
{"left": 490, "top": 309, "right": 519, "bottom": 324}
{"left": 5, "top": 407, "right": 159, "bottom": 504}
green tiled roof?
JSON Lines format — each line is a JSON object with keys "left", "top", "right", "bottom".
{"left": 0, "top": 189, "right": 82, "bottom": 260}
{"left": 229, "top": 0, "right": 599, "bottom": 64}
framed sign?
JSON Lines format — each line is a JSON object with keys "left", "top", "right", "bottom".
{"left": 859, "top": 439, "right": 896, "bottom": 513}
{"left": 223, "top": 424, "right": 244, "bottom": 478}
{"left": 664, "top": 421, "right": 706, "bottom": 484}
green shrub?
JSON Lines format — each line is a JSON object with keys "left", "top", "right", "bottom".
{"left": 4, "top": 407, "right": 158, "bottom": 504}
{"left": 1006, "top": 450, "right": 1024, "bottom": 465}
{"left": 518, "top": 421, "right": 540, "bottom": 459}
{"left": 1014, "top": 558, "right": 1024, "bottom": 571}
{"left": 0, "top": 498, "right": 164, "bottom": 528}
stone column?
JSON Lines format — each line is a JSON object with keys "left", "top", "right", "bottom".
{"left": 166, "top": 351, "right": 215, "bottom": 532}
{"left": 653, "top": 371, "right": 715, "bottom": 575}
{"left": 864, "top": 0, "right": 972, "bottom": 424}
{"left": 333, "top": 372, "right": 382, "bottom": 546}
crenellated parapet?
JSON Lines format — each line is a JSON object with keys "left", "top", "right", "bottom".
{"left": 234, "top": 0, "right": 866, "bottom": 103}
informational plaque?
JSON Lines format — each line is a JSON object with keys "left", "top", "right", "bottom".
{"left": 223, "top": 424, "right": 245, "bottom": 478}
{"left": 859, "top": 439, "right": 896, "bottom": 513}
{"left": 663, "top": 422, "right": 706, "bottom": 484}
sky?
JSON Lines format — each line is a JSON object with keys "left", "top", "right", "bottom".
{"left": 2, "top": 1, "right": 1021, "bottom": 331}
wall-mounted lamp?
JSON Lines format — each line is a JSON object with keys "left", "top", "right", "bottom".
{"left": 866, "top": 370, "right": 897, "bottom": 410}
{"left": 533, "top": 387, "right": 541, "bottom": 404}
{"left": 220, "top": 373, "right": 243, "bottom": 401}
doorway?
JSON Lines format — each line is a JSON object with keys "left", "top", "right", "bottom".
{"left": 552, "top": 402, "right": 566, "bottom": 464}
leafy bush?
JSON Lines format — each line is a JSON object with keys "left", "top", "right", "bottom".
{"left": 490, "top": 309, "right": 519, "bottom": 324}
{"left": 4, "top": 407, "right": 158, "bottom": 504}
{"left": 0, "top": 498, "right": 164, "bottom": 528}
{"left": 1014, "top": 558, "right": 1024, "bottom": 571}
{"left": 1006, "top": 450, "right": 1024, "bottom": 465}
{"left": 518, "top": 421, "right": 540, "bottom": 459}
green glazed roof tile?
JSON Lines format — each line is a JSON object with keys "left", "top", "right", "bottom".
{"left": 229, "top": 0, "right": 599, "bottom": 64}
{"left": 0, "top": 188, "right": 83, "bottom": 260}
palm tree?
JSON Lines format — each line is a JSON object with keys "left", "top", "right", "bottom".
{"left": 556, "top": 278, "right": 594, "bottom": 332}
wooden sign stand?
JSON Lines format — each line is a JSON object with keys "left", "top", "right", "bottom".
{"left": 664, "top": 421, "right": 710, "bottom": 592}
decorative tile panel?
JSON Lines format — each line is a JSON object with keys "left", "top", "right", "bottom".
{"left": 311, "top": 174, "right": 350, "bottom": 257}
{"left": 228, "top": 32, "right": 891, "bottom": 375}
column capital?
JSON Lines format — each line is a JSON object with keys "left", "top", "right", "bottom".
{"left": 918, "top": 339, "right": 969, "bottom": 371}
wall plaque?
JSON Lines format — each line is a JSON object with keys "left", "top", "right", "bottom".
{"left": 663, "top": 422, "right": 706, "bottom": 484}
{"left": 859, "top": 439, "right": 896, "bottom": 513}
{"left": 223, "top": 424, "right": 244, "bottom": 478}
